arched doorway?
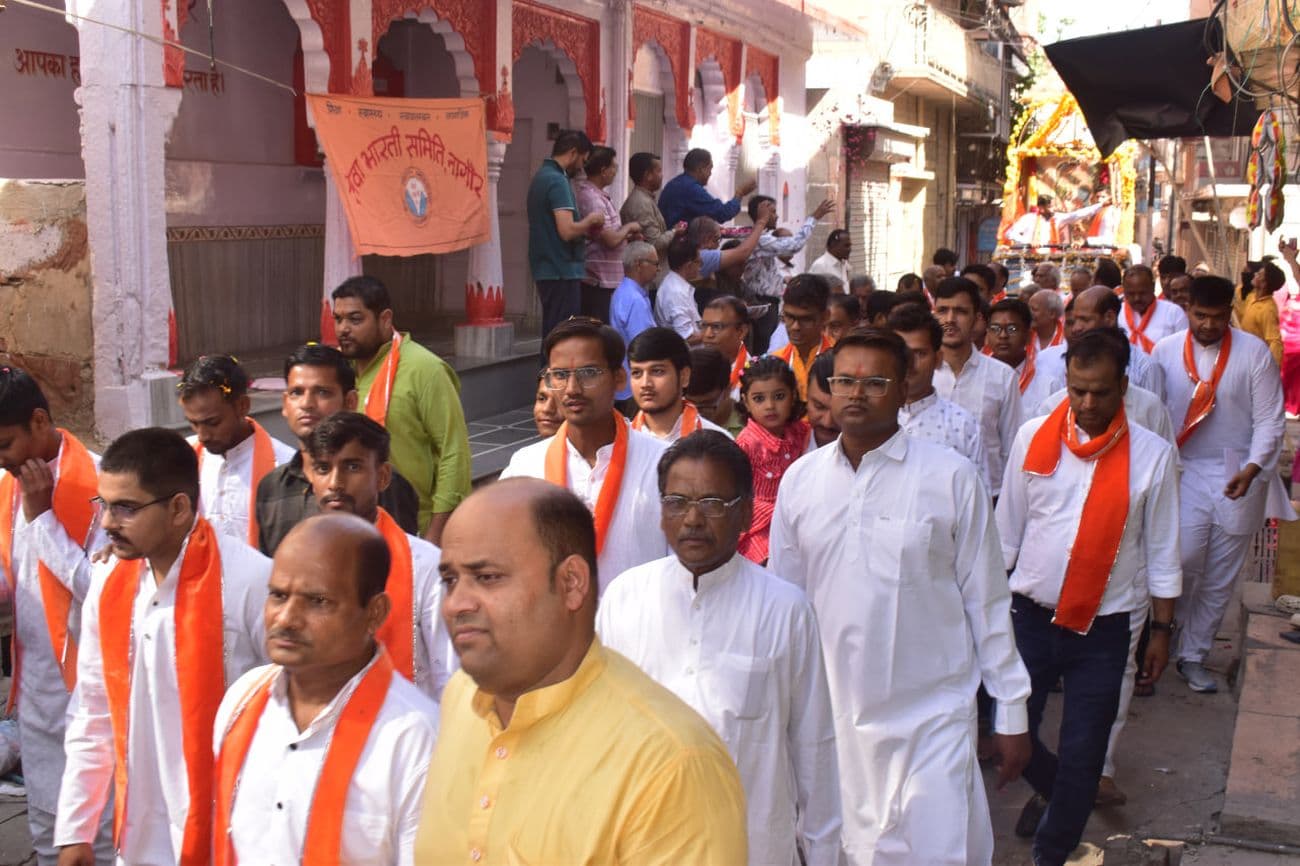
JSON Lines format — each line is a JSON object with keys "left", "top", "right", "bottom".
{"left": 630, "top": 43, "right": 689, "bottom": 179}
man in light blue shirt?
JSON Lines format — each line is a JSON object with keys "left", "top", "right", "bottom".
{"left": 610, "top": 241, "right": 660, "bottom": 401}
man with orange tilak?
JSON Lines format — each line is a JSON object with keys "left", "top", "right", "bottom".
{"left": 0, "top": 368, "right": 111, "bottom": 865}
{"left": 178, "top": 355, "right": 295, "bottom": 547}
{"left": 55, "top": 428, "right": 269, "bottom": 866}
{"left": 332, "top": 275, "right": 471, "bottom": 545}
{"left": 212, "top": 514, "right": 438, "bottom": 866}
{"left": 996, "top": 330, "right": 1181, "bottom": 866}
{"left": 305, "top": 412, "right": 452, "bottom": 702}
{"left": 500, "top": 318, "right": 668, "bottom": 589}
{"left": 1118, "top": 265, "right": 1187, "bottom": 354}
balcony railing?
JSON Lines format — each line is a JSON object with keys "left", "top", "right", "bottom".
{"left": 890, "top": 5, "right": 1004, "bottom": 106}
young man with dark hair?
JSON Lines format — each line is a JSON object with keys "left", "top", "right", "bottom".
{"left": 576, "top": 146, "right": 641, "bottom": 322}
{"left": 684, "top": 346, "right": 743, "bottom": 435}
{"left": 997, "top": 329, "right": 1181, "bottom": 865}
{"left": 627, "top": 328, "right": 732, "bottom": 441}
{"left": 256, "top": 344, "right": 420, "bottom": 556}
{"left": 806, "top": 353, "right": 840, "bottom": 450}
{"left": 932, "top": 276, "right": 1023, "bottom": 497}
{"left": 1093, "top": 257, "right": 1123, "bottom": 290}
{"left": 657, "top": 147, "right": 758, "bottom": 228}
{"left": 599, "top": 431, "right": 841, "bottom": 866}
{"left": 331, "top": 275, "right": 471, "bottom": 544}
{"left": 1156, "top": 254, "right": 1187, "bottom": 288}
{"left": 526, "top": 129, "right": 605, "bottom": 338}
{"left": 0, "top": 368, "right": 112, "bottom": 865}
{"left": 1120, "top": 265, "right": 1188, "bottom": 354}
{"left": 865, "top": 289, "right": 900, "bottom": 327}
{"left": 57, "top": 428, "right": 269, "bottom": 866}
{"left": 620, "top": 152, "right": 675, "bottom": 267}
{"left": 774, "top": 274, "right": 835, "bottom": 400}
{"left": 304, "top": 412, "right": 452, "bottom": 702}
{"left": 771, "top": 328, "right": 1031, "bottom": 864}
{"left": 961, "top": 263, "right": 998, "bottom": 302}
{"left": 932, "top": 247, "right": 959, "bottom": 276}
{"left": 1151, "top": 275, "right": 1289, "bottom": 694}
{"left": 500, "top": 318, "right": 669, "bottom": 586}
{"left": 178, "top": 354, "right": 295, "bottom": 547}
{"left": 987, "top": 298, "right": 1053, "bottom": 410}
{"left": 1241, "top": 260, "right": 1285, "bottom": 364}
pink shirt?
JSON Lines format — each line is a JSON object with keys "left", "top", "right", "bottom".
{"left": 575, "top": 179, "right": 625, "bottom": 289}
{"left": 737, "top": 417, "right": 811, "bottom": 565}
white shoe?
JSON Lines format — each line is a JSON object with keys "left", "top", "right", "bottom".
{"left": 1276, "top": 595, "right": 1300, "bottom": 615}
{"left": 1291, "top": 612, "right": 1300, "bottom": 628}
{"left": 1177, "top": 659, "right": 1219, "bottom": 693}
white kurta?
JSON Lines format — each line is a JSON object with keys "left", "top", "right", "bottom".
{"left": 404, "top": 533, "right": 455, "bottom": 702}
{"left": 996, "top": 416, "right": 1183, "bottom": 616}
{"left": 596, "top": 554, "right": 841, "bottom": 866}
{"left": 639, "top": 409, "right": 733, "bottom": 443}
{"left": 654, "top": 271, "right": 701, "bottom": 339}
{"left": 1034, "top": 384, "right": 1176, "bottom": 445}
{"left": 215, "top": 655, "right": 438, "bottom": 866}
{"left": 809, "top": 251, "right": 850, "bottom": 290}
{"left": 1037, "top": 343, "right": 1166, "bottom": 402}
{"left": 55, "top": 527, "right": 271, "bottom": 865}
{"left": 769, "top": 432, "right": 1031, "bottom": 866}
{"left": 1019, "top": 357, "right": 1059, "bottom": 421}
{"left": 499, "top": 424, "right": 669, "bottom": 588}
{"left": 897, "top": 392, "right": 990, "bottom": 491}
{"left": 1120, "top": 300, "right": 1188, "bottom": 353}
{"left": 933, "top": 349, "right": 1022, "bottom": 496}
{"left": 189, "top": 431, "right": 295, "bottom": 542}
{"left": 1, "top": 441, "right": 105, "bottom": 824}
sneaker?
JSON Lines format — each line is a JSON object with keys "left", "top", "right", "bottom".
{"left": 1015, "top": 793, "right": 1048, "bottom": 838}
{"left": 1177, "top": 659, "right": 1218, "bottom": 693}
{"left": 1094, "top": 775, "right": 1127, "bottom": 806}
{"left": 1275, "top": 595, "right": 1300, "bottom": 614}
{"left": 1290, "top": 612, "right": 1300, "bottom": 628}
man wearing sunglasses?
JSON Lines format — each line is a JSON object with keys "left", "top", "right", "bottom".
{"left": 500, "top": 318, "right": 668, "bottom": 589}
{"left": 56, "top": 428, "right": 270, "bottom": 866}
{"left": 598, "top": 430, "right": 840, "bottom": 866}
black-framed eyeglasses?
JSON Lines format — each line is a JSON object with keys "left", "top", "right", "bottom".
{"left": 987, "top": 324, "right": 1022, "bottom": 336}
{"left": 700, "top": 321, "right": 739, "bottom": 334}
{"left": 660, "top": 494, "right": 744, "bottom": 518}
{"left": 91, "top": 494, "right": 175, "bottom": 522}
{"left": 544, "top": 366, "right": 608, "bottom": 391}
{"left": 782, "top": 312, "right": 819, "bottom": 328}
{"left": 827, "top": 375, "right": 893, "bottom": 397}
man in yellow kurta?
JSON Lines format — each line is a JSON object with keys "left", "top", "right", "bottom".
{"left": 417, "top": 478, "right": 747, "bottom": 865}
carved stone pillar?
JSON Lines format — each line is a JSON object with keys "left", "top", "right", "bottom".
{"left": 457, "top": 136, "right": 514, "bottom": 358}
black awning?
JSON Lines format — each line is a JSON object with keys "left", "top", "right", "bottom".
{"left": 1045, "top": 17, "right": 1260, "bottom": 157}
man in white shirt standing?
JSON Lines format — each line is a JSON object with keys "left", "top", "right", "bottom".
{"left": 932, "top": 276, "right": 1022, "bottom": 497}
{"left": 56, "top": 428, "right": 269, "bottom": 866}
{"left": 500, "top": 318, "right": 668, "bottom": 589}
{"left": 599, "top": 431, "right": 840, "bottom": 866}
{"left": 628, "top": 328, "right": 732, "bottom": 441}
{"left": 1119, "top": 265, "right": 1188, "bottom": 354}
{"left": 1151, "top": 276, "right": 1289, "bottom": 693}
{"left": 808, "top": 229, "right": 851, "bottom": 291}
{"left": 1038, "top": 287, "right": 1165, "bottom": 400}
{"left": 887, "top": 303, "right": 990, "bottom": 487}
{"left": 987, "top": 297, "right": 1057, "bottom": 413}
{"left": 179, "top": 355, "right": 295, "bottom": 547}
{"left": 770, "top": 329, "right": 1031, "bottom": 866}
{"left": 996, "top": 330, "right": 1182, "bottom": 866}
{"left": 213, "top": 514, "right": 438, "bottom": 866}
{"left": 305, "top": 412, "right": 452, "bottom": 701}
{"left": 0, "top": 369, "right": 112, "bottom": 865}
{"left": 656, "top": 236, "right": 705, "bottom": 343}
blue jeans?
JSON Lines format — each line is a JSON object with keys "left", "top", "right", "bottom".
{"left": 1011, "top": 593, "right": 1131, "bottom": 866}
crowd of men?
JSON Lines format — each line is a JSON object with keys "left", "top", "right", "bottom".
{"left": 0, "top": 130, "right": 1292, "bottom": 866}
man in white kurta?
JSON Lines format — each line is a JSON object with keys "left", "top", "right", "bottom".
{"left": 55, "top": 429, "right": 269, "bottom": 866}
{"left": 628, "top": 327, "right": 733, "bottom": 442}
{"left": 655, "top": 239, "right": 704, "bottom": 342}
{"left": 500, "top": 319, "right": 669, "bottom": 587}
{"left": 1038, "top": 292, "right": 1166, "bottom": 400}
{"left": 1150, "top": 276, "right": 1289, "bottom": 693}
{"left": 996, "top": 332, "right": 1182, "bottom": 865}
{"left": 770, "top": 330, "right": 1031, "bottom": 866}
{"left": 0, "top": 370, "right": 113, "bottom": 865}
{"left": 598, "top": 431, "right": 840, "bottom": 866}
{"left": 1119, "top": 266, "right": 1188, "bottom": 354}
{"left": 190, "top": 427, "right": 295, "bottom": 541}
{"left": 214, "top": 515, "right": 438, "bottom": 866}
{"left": 304, "top": 412, "right": 453, "bottom": 701}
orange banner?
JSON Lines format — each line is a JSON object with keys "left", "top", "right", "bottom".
{"left": 308, "top": 94, "right": 491, "bottom": 257}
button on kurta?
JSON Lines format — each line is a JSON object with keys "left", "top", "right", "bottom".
{"left": 470, "top": 848, "right": 482, "bottom": 861}
{"left": 494, "top": 746, "right": 507, "bottom": 759}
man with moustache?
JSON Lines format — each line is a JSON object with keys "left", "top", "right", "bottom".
{"left": 620, "top": 153, "right": 676, "bottom": 270}
{"left": 1119, "top": 265, "right": 1188, "bottom": 354}
{"left": 305, "top": 412, "right": 452, "bottom": 701}
{"left": 628, "top": 328, "right": 732, "bottom": 441}
{"left": 56, "top": 428, "right": 269, "bottom": 866}
{"left": 701, "top": 296, "right": 753, "bottom": 400}
{"left": 1036, "top": 286, "right": 1165, "bottom": 399}
{"left": 806, "top": 354, "right": 840, "bottom": 450}
{"left": 213, "top": 515, "right": 438, "bottom": 866}
{"left": 255, "top": 344, "right": 419, "bottom": 556}
{"left": 1029, "top": 289, "right": 1066, "bottom": 351}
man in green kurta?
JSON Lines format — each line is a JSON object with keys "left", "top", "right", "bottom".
{"left": 331, "top": 276, "right": 471, "bottom": 543}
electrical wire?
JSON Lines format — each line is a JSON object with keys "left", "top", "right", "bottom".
{"left": 4, "top": 0, "right": 297, "bottom": 96}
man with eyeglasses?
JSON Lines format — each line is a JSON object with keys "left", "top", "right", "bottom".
{"left": 598, "top": 431, "right": 841, "bottom": 866}
{"left": 500, "top": 318, "right": 668, "bottom": 588}
{"left": 987, "top": 298, "right": 1056, "bottom": 413}
{"left": 700, "top": 296, "right": 752, "bottom": 399}
{"left": 770, "top": 329, "right": 1031, "bottom": 866}
{"left": 0, "top": 367, "right": 113, "bottom": 864}
{"left": 57, "top": 428, "right": 269, "bottom": 866}
{"left": 773, "top": 274, "right": 835, "bottom": 401}
{"left": 609, "top": 240, "right": 661, "bottom": 405}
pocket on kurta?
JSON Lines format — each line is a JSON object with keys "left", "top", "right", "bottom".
{"left": 713, "top": 652, "right": 775, "bottom": 721}
{"left": 865, "top": 516, "right": 931, "bottom": 583}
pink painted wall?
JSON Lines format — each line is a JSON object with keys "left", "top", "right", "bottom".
{"left": 0, "top": 2, "right": 84, "bottom": 179}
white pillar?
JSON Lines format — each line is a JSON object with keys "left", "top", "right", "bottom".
{"left": 608, "top": 0, "right": 632, "bottom": 207}
{"left": 457, "top": 137, "right": 515, "bottom": 357}
{"left": 321, "top": 162, "right": 363, "bottom": 340}
{"left": 72, "top": 0, "right": 182, "bottom": 438}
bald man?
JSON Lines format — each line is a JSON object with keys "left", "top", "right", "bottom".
{"left": 1036, "top": 286, "right": 1165, "bottom": 400}
{"left": 213, "top": 515, "right": 438, "bottom": 865}
{"left": 418, "top": 479, "right": 746, "bottom": 864}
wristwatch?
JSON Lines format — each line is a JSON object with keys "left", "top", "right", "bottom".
{"left": 1149, "top": 619, "right": 1176, "bottom": 633}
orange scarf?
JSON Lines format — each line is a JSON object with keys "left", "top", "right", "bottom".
{"left": 1176, "top": 329, "right": 1232, "bottom": 448}
{"left": 373, "top": 509, "right": 416, "bottom": 681}
{"left": 1023, "top": 400, "right": 1130, "bottom": 634}
{"left": 195, "top": 419, "right": 277, "bottom": 548}
{"left": 544, "top": 413, "right": 628, "bottom": 554}
{"left": 632, "top": 402, "right": 701, "bottom": 437}
{"left": 363, "top": 333, "right": 403, "bottom": 426}
{"left": 1125, "top": 301, "right": 1157, "bottom": 353}
{"left": 775, "top": 336, "right": 834, "bottom": 400}
{"left": 100, "top": 518, "right": 227, "bottom": 863}
{"left": 213, "top": 650, "right": 395, "bottom": 866}
{"left": 0, "top": 430, "right": 96, "bottom": 710}
{"left": 729, "top": 346, "right": 749, "bottom": 390}
{"left": 991, "top": 291, "right": 1008, "bottom": 304}
{"left": 1017, "top": 344, "right": 1037, "bottom": 394}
